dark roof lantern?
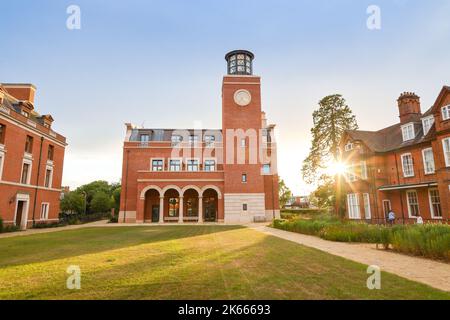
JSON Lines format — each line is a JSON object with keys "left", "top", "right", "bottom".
{"left": 225, "top": 50, "right": 255, "bottom": 75}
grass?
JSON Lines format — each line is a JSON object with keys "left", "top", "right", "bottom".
{"left": 273, "top": 217, "right": 450, "bottom": 261}
{"left": 0, "top": 225, "right": 449, "bottom": 300}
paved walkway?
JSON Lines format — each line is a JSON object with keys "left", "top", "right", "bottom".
{"left": 248, "top": 224, "right": 450, "bottom": 292}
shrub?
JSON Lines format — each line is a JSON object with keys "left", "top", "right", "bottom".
{"left": 33, "top": 221, "right": 67, "bottom": 229}
{"left": 0, "top": 217, "right": 3, "bottom": 233}
{"left": 320, "top": 223, "right": 387, "bottom": 243}
{"left": 390, "top": 224, "right": 450, "bottom": 261}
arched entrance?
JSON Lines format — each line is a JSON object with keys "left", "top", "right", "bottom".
{"left": 164, "top": 188, "right": 181, "bottom": 222}
{"left": 183, "top": 189, "right": 200, "bottom": 222}
{"left": 202, "top": 189, "right": 218, "bottom": 222}
{"left": 144, "top": 189, "right": 161, "bottom": 223}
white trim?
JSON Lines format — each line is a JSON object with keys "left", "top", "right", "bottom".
{"left": 401, "top": 123, "right": 415, "bottom": 142}
{"left": 421, "top": 115, "right": 434, "bottom": 136}
{"left": 203, "top": 158, "right": 217, "bottom": 172}
{"left": 442, "top": 137, "right": 450, "bottom": 167}
{"left": 0, "top": 180, "right": 62, "bottom": 192}
{"left": 14, "top": 193, "right": 30, "bottom": 230}
{"left": 20, "top": 158, "right": 32, "bottom": 185}
{"left": 0, "top": 149, "right": 4, "bottom": 180}
{"left": 363, "top": 193, "right": 371, "bottom": 219}
{"left": 347, "top": 193, "right": 360, "bottom": 219}
{"left": 40, "top": 202, "right": 50, "bottom": 220}
{"left": 401, "top": 153, "right": 414, "bottom": 177}
{"left": 150, "top": 158, "right": 164, "bottom": 172}
{"left": 139, "top": 185, "right": 163, "bottom": 199}
{"left": 0, "top": 113, "right": 66, "bottom": 147}
{"left": 379, "top": 182, "right": 437, "bottom": 191}
{"left": 185, "top": 158, "right": 200, "bottom": 172}
{"left": 428, "top": 188, "right": 442, "bottom": 219}
{"left": 168, "top": 158, "right": 182, "bottom": 172}
{"left": 360, "top": 161, "right": 368, "bottom": 180}
{"left": 382, "top": 200, "right": 391, "bottom": 217}
{"left": 422, "top": 148, "right": 435, "bottom": 175}
{"left": 44, "top": 165, "right": 54, "bottom": 188}
{"left": 442, "top": 105, "right": 450, "bottom": 121}
{"left": 406, "top": 190, "right": 420, "bottom": 218}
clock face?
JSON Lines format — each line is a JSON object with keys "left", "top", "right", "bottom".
{"left": 234, "top": 89, "right": 252, "bottom": 106}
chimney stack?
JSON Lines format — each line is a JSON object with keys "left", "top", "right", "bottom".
{"left": 2, "top": 83, "right": 36, "bottom": 104}
{"left": 397, "top": 92, "right": 421, "bottom": 123}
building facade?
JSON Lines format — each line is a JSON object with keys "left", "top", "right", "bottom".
{"left": 341, "top": 87, "right": 450, "bottom": 223}
{"left": 119, "top": 50, "right": 280, "bottom": 224}
{"left": 0, "top": 84, "right": 67, "bottom": 229}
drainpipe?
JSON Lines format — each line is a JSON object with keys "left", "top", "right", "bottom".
{"left": 394, "top": 153, "right": 405, "bottom": 224}
{"left": 123, "top": 149, "right": 130, "bottom": 223}
{"left": 271, "top": 174, "right": 275, "bottom": 220}
{"left": 32, "top": 136, "right": 44, "bottom": 227}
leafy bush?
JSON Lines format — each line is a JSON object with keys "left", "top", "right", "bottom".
{"left": 272, "top": 217, "right": 450, "bottom": 261}
{"left": 390, "top": 224, "right": 450, "bottom": 261}
{"left": 33, "top": 221, "right": 67, "bottom": 229}
{"left": 59, "top": 212, "right": 111, "bottom": 225}
{"left": 0, "top": 217, "right": 3, "bottom": 233}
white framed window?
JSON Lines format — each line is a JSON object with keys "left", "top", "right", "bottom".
{"left": 422, "top": 148, "right": 435, "bottom": 174}
{"left": 346, "top": 162, "right": 357, "bottom": 182}
{"left": 40, "top": 202, "right": 49, "bottom": 220}
{"left": 0, "top": 151, "right": 4, "bottom": 180}
{"left": 151, "top": 159, "right": 164, "bottom": 171}
{"left": 422, "top": 116, "right": 434, "bottom": 136}
{"left": 140, "top": 134, "right": 150, "bottom": 145}
{"left": 44, "top": 166, "right": 53, "bottom": 188}
{"left": 204, "top": 135, "right": 215, "bottom": 147}
{"left": 169, "top": 159, "right": 181, "bottom": 172}
{"left": 401, "top": 153, "right": 414, "bottom": 177}
{"left": 443, "top": 138, "right": 450, "bottom": 167}
{"left": 189, "top": 135, "right": 198, "bottom": 146}
{"left": 20, "top": 159, "right": 32, "bottom": 185}
{"left": 171, "top": 135, "right": 182, "bottom": 146}
{"left": 262, "top": 164, "right": 271, "bottom": 175}
{"left": 344, "top": 142, "right": 354, "bottom": 152}
{"left": 242, "top": 173, "right": 247, "bottom": 183}
{"left": 186, "top": 159, "right": 199, "bottom": 171}
{"left": 428, "top": 188, "right": 442, "bottom": 219}
{"left": 401, "top": 123, "right": 415, "bottom": 142}
{"left": 442, "top": 105, "right": 450, "bottom": 121}
{"left": 347, "top": 193, "right": 360, "bottom": 219}
{"left": 204, "top": 159, "right": 216, "bottom": 172}
{"left": 406, "top": 190, "right": 420, "bottom": 218}
{"left": 363, "top": 193, "right": 371, "bottom": 219}
{"left": 360, "top": 161, "right": 368, "bottom": 180}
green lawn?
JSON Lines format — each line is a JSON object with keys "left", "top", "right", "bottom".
{"left": 0, "top": 225, "right": 448, "bottom": 300}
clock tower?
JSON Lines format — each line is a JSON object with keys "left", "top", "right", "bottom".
{"left": 222, "top": 50, "right": 272, "bottom": 223}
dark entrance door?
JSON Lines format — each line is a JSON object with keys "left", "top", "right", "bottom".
{"left": 16, "top": 201, "right": 25, "bottom": 228}
{"left": 152, "top": 205, "right": 160, "bottom": 223}
{"left": 204, "top": 197, "right": 217, "bottom": 222}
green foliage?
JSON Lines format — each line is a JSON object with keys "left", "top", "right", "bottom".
{"left": 273, "top": 217, "right": 450, "bottom": 261}
{"left": 278, "top": 179, "right": 293, "bottom": 208}
{"left": 90, "top": 192, "right": 113, "bottom": 213}
{"left": 0, "top": 217, "right": 2, "bottom": 232}
{"left": 389, "top": 224, "right": 450, "bottom": 261}
{"left": 60, "top": 191, "right": 85, "bottom": 214}
{"left": 302, "top": 94, "right": 358, "bottom": 185}
{"left": 33, "top": 221, "right": 67, "bottom": 229}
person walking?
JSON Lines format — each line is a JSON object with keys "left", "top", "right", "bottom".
{"left": 387, "top": 210, "right": 396, "bottom": 226}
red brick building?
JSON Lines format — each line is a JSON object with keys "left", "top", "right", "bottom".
{"left": 0, "top": 84, "right": 67, "bottom": 229}
{"left": 341, "top": 87, "right": 450, "bottom": 223}
{"left": 119, "top": 50, "right": 280, "bottom": 224}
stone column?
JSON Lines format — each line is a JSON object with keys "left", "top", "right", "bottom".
{"left": 178, "top": 197, "right": 184, "bottom": 223}
{"left": 198, "top": 197, "right": 203, "bottom": 223}
{"left": 159, "top": 197, "right": 164, "bottom": 223}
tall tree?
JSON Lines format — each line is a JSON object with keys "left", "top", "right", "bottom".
{"left": 302, "top": 94, "right": 358, "bottom": 184}
{"left": 278, "top": 179, "right": 293, "bottom": 208}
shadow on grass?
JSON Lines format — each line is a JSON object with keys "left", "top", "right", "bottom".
{"left": 0, "top": 225, "right": 245, "bottom": 268}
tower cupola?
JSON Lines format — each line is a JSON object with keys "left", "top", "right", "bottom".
{"left": 225, "top": 50, "right": 254, "bottom": 75}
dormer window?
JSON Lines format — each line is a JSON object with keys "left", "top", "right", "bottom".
{"left": 21, "top": 110, "right": 29, "bottom": 118}
{"left": 401, "top": 123, "right": 415, "bottom": 142}
{"left": 344, "top": 142, "right": 354, "bottom": 152}
{"left": 422, "top": 116, "right": 434, "bottom": 136}
{"left": 171, "top": 135, "right": 182, "bottom": 146}
{"left": 442, "top": 105, "right": 450, "bottom": 121}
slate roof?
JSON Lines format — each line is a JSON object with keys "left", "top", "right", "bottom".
{"left": 345, "top": 106, "right": 435, "bottom": 153}
{"left": 129, "top": 128, "right": 223, "bottom": 142}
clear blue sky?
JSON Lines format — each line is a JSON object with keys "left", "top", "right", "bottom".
{"left": 1, "top": 0, "right": 449, "bottom": 194}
